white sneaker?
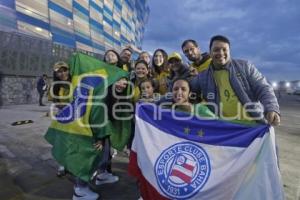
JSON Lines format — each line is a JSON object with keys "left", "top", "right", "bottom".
{"left": 112, "top": 148, "right": 118, "bottom": 158}
{"left": 95, "top": 171, "right": 119, "bottom": 185}
{"left": 72, "top": 185, "right": 99, "bottom": 200}
{"left": 56, "top": 165, "right": 66, "bottom": 177}
{"left": 123, "top": 149, "right": 130, "bottom": 157}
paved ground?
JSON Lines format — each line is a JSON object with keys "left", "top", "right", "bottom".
{"left": 0, "top": 94, "right": 299, "bottom": 200}
{"left": 276, "top": 94, "right": 300, "bottom": 200}
{"left": 0, "top": 103, "right": 138, "bottom": 200}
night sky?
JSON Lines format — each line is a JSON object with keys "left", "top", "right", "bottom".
{"left": 142, "top": 0, "right": 300, "bottom": 82}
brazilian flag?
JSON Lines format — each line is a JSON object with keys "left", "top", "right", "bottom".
{"left": 45, "top": 53, "right": 130, "bottom": 182}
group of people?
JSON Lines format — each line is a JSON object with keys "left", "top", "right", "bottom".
{"left": 47, "top": 34, "right": 280, "bottom": 200}
{"left": 102, "top": 34, "right": 280, "bottom": 125}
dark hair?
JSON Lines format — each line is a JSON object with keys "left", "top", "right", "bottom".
{"left": 171, "top": 78, "right": 200, "bottom": 103}
{"left": 52, "top": 70, "right": 71, "bottom": 102}
{"left": 42, "top": 74, "right": 47, "bottom": 77}
{"left": 137, "top": 51, "right": 151, "bottom": 63}
{"left": 172, "top": 78, "right": 191, "bottom": 91}
{"left": 172, "top": 78, "right": 191, "bottom": 103}
{"left": 181, "top": 39, "right": 198, "bottom": 50}
{"left": 138, "top": 78, "right": 156, "bottom": 92}
{"left": 152, "top": 49, "right": 168, "bottom": 74}
{"left": 169, "top": 62, "right": 189, "bottom": 81}
{"left": 121, "top": 48, "right": 133, "bottom": 54}
{"left": 135, "top": 60, "right": 149, "bottom": 69}
{"left": 209, "top": 35, "right": 230, "bottom": 50}
{"left": 103, "top": 49, "right": 122, "bottom": 68}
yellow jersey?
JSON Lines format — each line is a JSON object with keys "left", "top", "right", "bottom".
{"left": 213, "top": 70, "right": 252, "bottom": 121}
{"left": 191, "top": 57, "right": 211, "bottom": 73}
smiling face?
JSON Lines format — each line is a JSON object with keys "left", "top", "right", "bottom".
{"left": 135, "top": 62, "right": 149, "bottom": 79}
{"left": 182, "top": 41, "right": 201, "bottom": 62}
{"left": 210, "top": 40, "right": 231, "bottom": 68}
{"left": 172, "top": 79, "right": 190, "bottom": 104}
{"left": 115, "top": 78, "right": 128, "bottom": 93}
{"left": 153, "top": 51, "right": 164, "bottom": 67}
{"left": 105, "top": 51, "right": 119, "bottom": 65}
{"left": 56, "top": 67, "right": 69, "bottom": 81}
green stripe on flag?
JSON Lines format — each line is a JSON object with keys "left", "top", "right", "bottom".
{"left": 45, "top": 128, "right": 102, "bottom": 182}
{"left": 45, "top": 52, "right": 131, "bottom": 181}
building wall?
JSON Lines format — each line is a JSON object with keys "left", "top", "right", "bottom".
{"left": 0, "top": 31, "right": 101, "bottom": 106}
{"left": 0, "top": 0, "right": 149, "bottom": 105}
{"left": 0, "top": 0, "right": 149, "bottom": 54}
{"left": 0, "top": 75, "right": 39, "bottom": 105}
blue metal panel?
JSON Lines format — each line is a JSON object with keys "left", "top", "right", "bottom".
{"left": 121, "top": 34, "right": 129, "bottom": 43}
{"left": 92, "top": 42, "right": 105, "bottom": 51}
{"left": 114, "top": 0, "right": 122, "bottom": 11}
{"left": 113, "top": 19, "right": 120, "bottom": 29}
{"left": 103, "top": 5, "right": 113, "bottom": 16}
{"left": 0, "top": 0, "right": 17, "bottom": 30}
{"left": 51, "top": 26, "right": 74, "bottom": 38}
{"left": 124, "top": 0, "right": 134, "bottom": 11}
{"left": 73, "top": 1, "right": 89, "bottom": 16}
{"left": 73, "top": 8, "right": 89, "bottom": 21}
{"left": 0, "top": 0, "right": 15, "bottom": 9}
{"left": 115, "top": 40, "right": 121, "bottom": 46}
{"left": 121, "top": 18, "right": 131, "bottom": 31}
{"left": 75, "top": 34, "right": 92, "bottom": 46}
{"left": 103, "top": 31, "right": 116, "bottom": 43}
{"left": 103, "top": 15, "right": 113, "bottom": 26}
{"left": 16, "top": 11, "right": 50, "bottom": 30}
{"left": 48, "top": 1, "right": 73, "bottom": 19}
{"left": 52, "top": 33, "right": 76, "bottom": 47}
{"left": 90, "top": 18, "right": 103, "bottom": 31}
{"left": 89, "top": 0, "right": 102, "bottom": 13}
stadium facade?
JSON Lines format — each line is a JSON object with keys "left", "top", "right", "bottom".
{"left": 0, "top": 0, "right": 149, "bottom": 53}
{"left": 0, "top": 0, "right": 149, "bottom": 105}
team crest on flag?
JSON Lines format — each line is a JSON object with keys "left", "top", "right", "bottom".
{"left": 154, "top": 142, "right": 211, "bottom": 199}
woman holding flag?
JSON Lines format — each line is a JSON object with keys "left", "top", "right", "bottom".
{"left": 164, "top": 78, "right": 215, "bottom": 117}
{"left": 45, "top": 52, "right": 131, "bottom": 200}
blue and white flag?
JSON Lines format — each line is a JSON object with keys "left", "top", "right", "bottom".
{"left": 128, "top": 104, "right": 284, "bottom": 200}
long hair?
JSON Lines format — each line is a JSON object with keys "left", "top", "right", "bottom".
{"left": 152, "top": 49, "right": 168, "bottom": 75}
{"left": 52, "top": 70, "right": 71, "bottom": 102}
{"left": 169, "top": 62, "right": 189, "bottom": 80}
{"left": 103, "top": 49, "right": 122, "bottom": 68}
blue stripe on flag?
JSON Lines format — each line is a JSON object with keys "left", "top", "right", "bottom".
{"left": 136, "top": 104, "right": 269, "bottom": 148}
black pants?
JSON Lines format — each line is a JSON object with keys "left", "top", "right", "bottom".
{"left": 96, "top": 138, "right": 112, "bottom": 173}
{"left": 127, "top": 120, "right": 135, "bottom": 149}
{"left": 38, "top": 91, "right": 44, "bottom": 105}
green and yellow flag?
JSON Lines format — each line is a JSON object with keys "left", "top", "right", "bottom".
{"left": 45, "top": 53, "right": 130, "bottom": 181}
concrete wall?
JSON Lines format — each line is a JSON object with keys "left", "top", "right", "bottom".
{"left": 0, "top": 31, "right": 104, "bottom": 105}
{"left": 0, "top": 75, "right": 40, "bottom": 106}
